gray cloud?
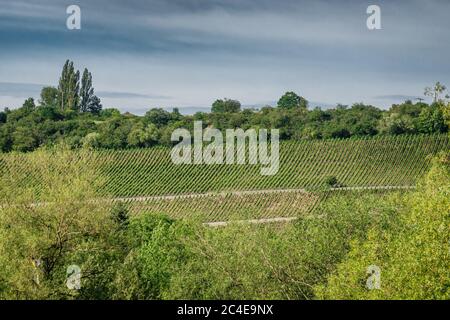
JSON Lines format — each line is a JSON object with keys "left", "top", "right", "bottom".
{"left": 0, "top": 82, "right": 45, "bottom": 98}
{"left": 0, "top": 81, "right": 172, "bottom": 103}
{"left": 97, "top": 91, "right": 171, "bottom": 100}
{"left": 3, "top": 0, "right": 450, "bottom": 55}
{"left": 374, "top": 95, "right": 424, "bottom": 102}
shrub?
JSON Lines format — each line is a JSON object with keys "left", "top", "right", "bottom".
{"left": 0, "top": 146, "right": 120, "bottom": 299}
{"left": 324, "top": 175, "right": 338, "bottom": 187}
{"left": 315, "top": 153, "right": 450, "bottom": 299}
{"left": 158, "top": 191, "right": 385, "bottom": 300}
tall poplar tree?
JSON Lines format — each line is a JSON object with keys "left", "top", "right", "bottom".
{"left": 57, "top": 60, "right": 80, "bottom": 111}
{"left": 80, "top": 68, "right": 94, "bottom": 112}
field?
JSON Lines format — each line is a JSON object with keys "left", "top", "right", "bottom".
{"left": 95, "top": 134, "right": 449, "bottom": 197}
{"left": 1, "top": 134, "right": 448, "bottom": 222}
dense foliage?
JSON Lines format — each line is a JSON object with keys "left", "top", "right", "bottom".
{"left": 316, "top": 153, "right": 450, "bottom": 299}
{"left": 0, "top": 61, "right": 448, "bottom": 153}
{"left": 0, "top": 148, "right": 120, "bottom": 299}
{"left": 1, "top": 98, "right": 448, "bottom": 153}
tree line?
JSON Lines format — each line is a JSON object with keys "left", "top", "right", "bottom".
{"left": 0, "top": 61, "right": 449, "bottom": 152}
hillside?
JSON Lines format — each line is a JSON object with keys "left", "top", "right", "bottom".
{"left": 1, "top": 134, "right": 448, "bottom": 222}
{"left": 95, "top": 134, "right": 449, "bottom": 197}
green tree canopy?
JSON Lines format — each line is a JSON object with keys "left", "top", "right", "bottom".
{"left": 417, "top": 104, "right": 447, "bottom": 133}
{"left": 80, "top": 68, "right": 102, "bottom": 114}
{"left": 127, "top": 122, "right": 159, "bottom": 147}
{"left": 0, "top": 111, "right": 6, "bottom": 124}
{"left": 57, "top": 60, "right": 80, "bottom": 111}
{"left": 145, "top": 108, "right": 173, "bottom": 127}
{"left": 277, "top": 91, "right": 308, "bottom": 110}
{"left": 424, "top": 81, "right": 447, "bottom": 103}
{"left": 211, "top": 98, "right": 241, "bottom": 113}
{"left": 22, "top": 98, "right": 36, "bottom": 112}
{"left": 39, "top": 87, "right": 59, "bottom": 108}
{"left": 87, "top": 95, "right": 102, "bottom": 115}
{"left": 80, "top": 68, "right": 94, "bottom": 112}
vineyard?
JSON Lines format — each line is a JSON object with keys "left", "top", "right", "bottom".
{"left": 0, "top": 134, "right": 448, "bottom": 222}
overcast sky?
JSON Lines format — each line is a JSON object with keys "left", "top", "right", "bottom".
{"left": 1, "top": 0, "right": 449, "bottom": 114}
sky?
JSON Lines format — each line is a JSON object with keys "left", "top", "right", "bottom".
{"left": 0, "top": 0, "right": 449, "bottom": 114}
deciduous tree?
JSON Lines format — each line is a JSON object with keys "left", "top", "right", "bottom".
{"left": 211, "top": 98, "right": 241, "bottom": 113}
{"left": 39, "top": 87, "right": 59, "bottom": 108}
{"left": 57, "top": 60, "right": 80, "bottom": 111}
{"left": 277, "top": 91, "right": 308, "bottom": 111}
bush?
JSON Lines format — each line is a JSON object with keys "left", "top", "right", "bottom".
{"left": 315, "top": 153, "right": 450, "bottom": 299}
{"left": 0, "top": 146, "right": 121, "bottom": 299}
{"left": 156, "top": 192, "right": 384, "bottom": 300}
{"left": 112, "top": 214, "right": 185, "bottom": 299}
{"left": 81, "top": 132, "right": 101, "bottom": 149}
{"left": 324, "top": 176, "right": 338, "bottom": 187}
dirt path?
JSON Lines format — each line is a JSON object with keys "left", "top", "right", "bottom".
{"left": 204, "top": 216, "right": 299, "bottom": 227}
{"left": 111, "top": 185, "right": 415, "bottom": 203}
{"left": 2, "top": 186, "right": 416, "bottom": 226}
